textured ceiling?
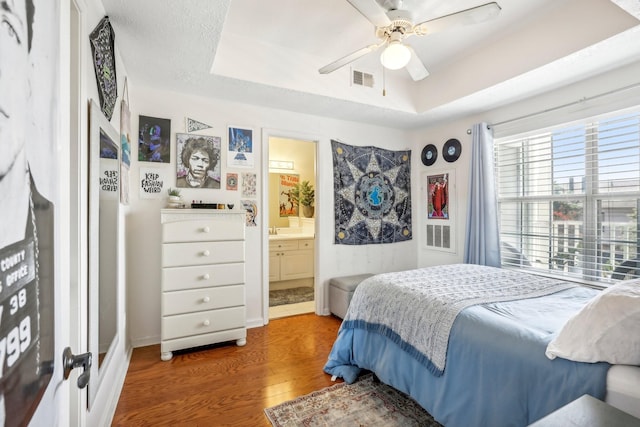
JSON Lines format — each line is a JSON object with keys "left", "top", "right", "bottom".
{"left": 102, "top": 0, "right": 640, "bottom": 129}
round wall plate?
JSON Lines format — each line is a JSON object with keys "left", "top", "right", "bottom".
{"left": 443, "top": 138, "right": 461, "bottom": 163}
{"left": 421, "top": 144, "right": 437, "bottom": 166}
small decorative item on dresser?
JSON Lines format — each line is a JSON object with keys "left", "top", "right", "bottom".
{"left": 167, "top": 188, "right": 184, "bottom": 208}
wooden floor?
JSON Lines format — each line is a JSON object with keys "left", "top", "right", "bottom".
{"left": 112, "top": 313, "right": 343, "bottom": 426}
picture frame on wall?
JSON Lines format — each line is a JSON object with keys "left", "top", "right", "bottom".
{"left": 138, "top": 115, "right": 171, "bottom": 163}
{"left": 175, "top": 133, "right": 221, "bottom": 189}
{"left": 278, "top": 173, "right": 300, "bottom": 217}
{"left": 227, "top": 126, "right": 255, "bottom": 168}
{"left": 427, "top": 172, "right": 450, "bottom": 219}
{"left": 424, "top": 170, "right": 456, "bottom": 253}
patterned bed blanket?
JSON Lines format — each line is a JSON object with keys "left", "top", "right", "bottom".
{"left": 341, "top": 263, "right": 576, "bottom": 376}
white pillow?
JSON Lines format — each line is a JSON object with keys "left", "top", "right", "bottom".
{"left": 546, "top": 279, "right": 640, "bottom": 365}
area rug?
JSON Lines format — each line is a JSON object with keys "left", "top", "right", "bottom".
{"left": 264, "top": 374, "right": 442, "bottom": 426}
{"left": 269, "top": 287, "right": 314, "bottom": 307}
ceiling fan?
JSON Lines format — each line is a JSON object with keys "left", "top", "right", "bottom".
{"left": 319, "top": 0, "right": 502, "bottom": 81}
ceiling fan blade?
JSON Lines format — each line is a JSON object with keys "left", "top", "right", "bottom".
{"left": 415, "top": 2, "right": 501, "bottom": 35}
{"left": 319, "top": 42, "right": 383, "bottom": 74}
{"left": 405, "top": 45, "right": 429, "bottom": 81}
{"left": 347, "top": 0, "right": 392, "bottom": 28}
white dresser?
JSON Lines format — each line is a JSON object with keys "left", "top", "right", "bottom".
{"left": 160, "top": 209, "right": 246, "bottom": 361}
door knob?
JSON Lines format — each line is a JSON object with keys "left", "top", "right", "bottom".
{"left": 62, "top": 347, "right": 92, "bottom": 389}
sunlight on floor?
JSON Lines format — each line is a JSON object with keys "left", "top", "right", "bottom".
{"left": 269, "top": 300, "right": 315, "bottom": 319}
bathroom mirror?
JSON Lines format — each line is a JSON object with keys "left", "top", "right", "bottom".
{"left": 88, "top": 100, "right": 120, "bottom": 407}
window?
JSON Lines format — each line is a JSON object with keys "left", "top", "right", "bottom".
{"left": 495, "top": 110, "right": 640, "bottom": 285}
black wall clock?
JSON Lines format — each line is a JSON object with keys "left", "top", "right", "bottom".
{"left": 443, "top": 138, "right": 462, "bottom": 163}
{"left": 421, "top": 144, "right": 438, "bottom": 166}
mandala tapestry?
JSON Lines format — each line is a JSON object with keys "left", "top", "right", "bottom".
{"left": 332, "top": 140, "right": 412, "bottom": 245}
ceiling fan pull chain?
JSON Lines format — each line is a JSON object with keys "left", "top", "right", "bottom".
{"left": 382, "top": 65, "right": 387, "bottom": 97}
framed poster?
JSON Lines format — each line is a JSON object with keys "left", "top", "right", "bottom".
{"left": 176, "top": 133, "right": 221, "bottom": 189}
{"left": 424, "top": 170, "right": 456, "bottom": 253}
{"left": 138, "top": 115, "right": 171, "bottom": 163}
{"left": 227, "top": 126, "right": 254, "bottom": 168}
{"left": 278, "top": 173, "right": 299, "bottom": 217}
{"left": 427, "top": 172, "right": 450, "bottom": 219}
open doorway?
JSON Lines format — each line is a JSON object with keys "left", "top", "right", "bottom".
{"left": 267, "top": 137, "right": 317, "bottom": 319}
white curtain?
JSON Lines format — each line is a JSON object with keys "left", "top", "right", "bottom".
{"left": 464, "top": 123, "right": 501, "bottom": 267}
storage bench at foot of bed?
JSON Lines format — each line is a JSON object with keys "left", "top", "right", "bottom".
{"left": 329, "top": 273, "right": 373, "bottom": 318}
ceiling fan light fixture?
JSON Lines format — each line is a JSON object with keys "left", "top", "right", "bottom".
{"left": 380, "top": 41, "right": 411, "bottom": 70}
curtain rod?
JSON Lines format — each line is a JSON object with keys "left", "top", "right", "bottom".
{"left": 466, "top": 82, "right": 640, "bottom": 134}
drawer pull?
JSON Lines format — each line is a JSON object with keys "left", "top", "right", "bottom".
{"left": 202, "top": 273, "right": 210, "bottom": 280}
{"left": 202, "top": 250, "right": 210, "bottom": 257}
{"left": 202, "top": 226, "right": 210, "bottom": 233}
{"left": 202, "top": 296, "right": 210, "bottom": 303}
{"left": 203, "top": 319, "right": 210, "bottom": 326}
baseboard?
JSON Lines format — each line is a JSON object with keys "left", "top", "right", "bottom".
{"left": 104, "top": 345, "right": 133, "bottom": 426}
{"left": 131, "top": 335, "right": 160, "bottom": 348}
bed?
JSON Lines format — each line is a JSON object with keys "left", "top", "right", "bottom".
{"left": 324, "top": 264, "right": 640, "bottom": 427}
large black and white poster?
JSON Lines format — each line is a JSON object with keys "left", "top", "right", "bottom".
{"left": 0, "top": 0, "right": 58, "bottom": 426}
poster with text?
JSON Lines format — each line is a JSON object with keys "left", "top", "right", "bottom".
{"left": 227, "top": 126, "right": 254, "bottom": 168}
{"left": 139, "top": 167, "right": 167, "bottom": 199}
{"left": 279, "top": 173, "right": 299, "bottom": 217}
{"left": 100, "top": 158, "right": 119, "bottom": 199}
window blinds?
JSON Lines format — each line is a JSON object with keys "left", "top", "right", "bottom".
{"left": 495, "top": 111, "right": 640, "bottom": 285}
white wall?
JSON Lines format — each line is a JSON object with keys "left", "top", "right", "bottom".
{"left": 412, "top": 59, "right": 640, "bottom": 268}
{"left": 126, "top": 86, "right": 418, "bottom": 346}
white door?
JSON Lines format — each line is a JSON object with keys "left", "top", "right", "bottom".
{"left": 0, "top": 0, "right": 84, "bottom": 425}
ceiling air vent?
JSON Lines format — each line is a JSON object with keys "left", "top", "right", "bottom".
{"left": 352, "top": 69, "right": 374, "bottom": 88}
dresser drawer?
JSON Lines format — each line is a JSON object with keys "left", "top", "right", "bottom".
{"left": 162, "top": 285, "right": 245, "bottom": 316}
{"left": 163, "top": 241, "right": 244, "bottom": 267}
{"left": 162, "top": 306, "right": 246, "bottom": 340}
{"left": 269, "top": 240, "right": 299, "bottom": 251}
{"left": 163, "top": 263, "right": 244, "bottom": 291}
{"left": 163, "top": 218, "right": 244, "bottom": 243}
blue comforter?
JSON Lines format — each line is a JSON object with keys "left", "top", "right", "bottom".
{"left": 324, "top": 286, "right": 610, "bottom": 427}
